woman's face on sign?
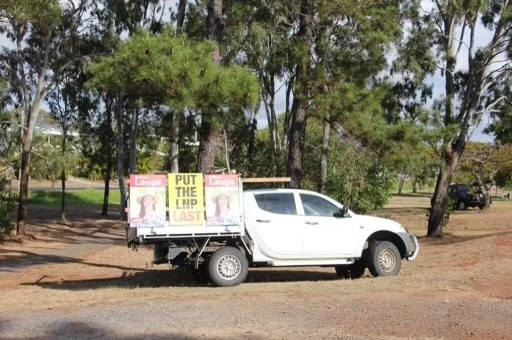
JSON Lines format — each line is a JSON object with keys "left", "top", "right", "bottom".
{"left": 217, "top": 194, "right": 229, "bottom": 207}
{"left": 142, "top": 195, "right": 155, "bottom": 207}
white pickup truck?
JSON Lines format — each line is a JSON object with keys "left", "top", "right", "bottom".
{"left": 127, "top": 177, "right": 419, "bottom": 287}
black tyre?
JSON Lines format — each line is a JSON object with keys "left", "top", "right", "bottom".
{"left": 335, "top": 260, "right": 365, "bottom": 279}
{"left": 367, "top": 241, "right": 401, "bottom": 277}
{"left": 458, "top": 200, "right": 467, "bottom": 210}
{"left": 208, "top": 247, "right": 248, "bottom": 287}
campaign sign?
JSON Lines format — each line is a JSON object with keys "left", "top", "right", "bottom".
{"left": 129, "top": 175, "right": 167, "bottom": 228}
{"left": 205, "top": 174, "right": 240, "bottom": 226}
{"left": 168, "top": 173, "right": 205, "bottom": 226}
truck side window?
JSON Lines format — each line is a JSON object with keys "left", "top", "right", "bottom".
{"left": 300, "top": 194, "right": 340, "bottom": 217}
{"left": 254, "top": 193, "right": 297, "bottom": 215}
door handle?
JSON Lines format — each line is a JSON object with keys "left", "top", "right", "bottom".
{"left": 256, "top": 219, "right": 271, "bottom": 223}
{"left": 305, "top": 221, "right": 318, "bottom": 225}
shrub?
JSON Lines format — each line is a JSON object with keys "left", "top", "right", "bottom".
{"left": 0, "top": 188, "right": 16, "bottom": 238}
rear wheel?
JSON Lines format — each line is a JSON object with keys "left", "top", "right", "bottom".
{"left": 367, "top": 241, "right": 401, "bottom": 277}
{"left": 335, "top": 260, "right": 365, "bottom": 279}
{"left": 208, "top": 247, "right": 248, "bottom": 287}
{"left": 458, "top": 200, "right": 467, "bottom": 210}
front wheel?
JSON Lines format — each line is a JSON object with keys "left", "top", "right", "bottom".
{"left": 208, "top": 247, "right": 248, "bottom": 287}
{"left": 367, "top": 241, "right": 401, "bottom": 277}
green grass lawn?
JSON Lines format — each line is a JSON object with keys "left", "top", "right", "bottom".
{"left": 29, "top": 189, "right": 121, "bottom": 206}
{"left": 391, "top": 180, "right": 435, "bottom": 195}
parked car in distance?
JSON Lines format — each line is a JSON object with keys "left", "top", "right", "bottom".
{"left": 448, "top": 184, "right": 486, "bottom": 210}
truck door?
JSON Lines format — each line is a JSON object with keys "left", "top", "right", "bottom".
{"left": 299, "top": 193, "right": 359, "bottom": 257}
{"left": 250, "top": 192, "right": 304, "bottom": 257}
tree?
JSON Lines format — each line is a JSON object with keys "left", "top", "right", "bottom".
{"left": 236, "top": 1, "right": 403, "bottom": 188}
{"left": 486, "top": 73, "right": 512, "bottom": 144}
{"left": 47, "top": 71, "right": 83, "bottom": 221}
{"left": 0, "top": 0, "right": 92, "bottom": 235}
{"left": 457, "top": 142, "right": 512, "bottom": 200}
{"left": 0, "top": 78, "right": 17, "bottom": 238}
{"left": 195, "top": 0, "right": 225, "bottom": 174}
{"left": 30, "top": 136, "right": 77, "bottom": 188}
{"left": 87, "top": 30, "right": 259, "bottom": 174}
{"left": 401, "top": 0, "right": 512, "bottom": 235}
{"left": 0, "top": 80, "right": 18, "bottom": 164}
{"left": 89, "top": 0, "right": 168, "bottom": 216}
{"left": 493, "top": 143, "right": 512, "bottom": 190}
{"left": 422, "top": 0, "right": 512, "bottom": 236}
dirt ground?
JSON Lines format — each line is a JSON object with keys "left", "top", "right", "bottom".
{"left": 1, "top": 196, "right": 511, "bottom": 339}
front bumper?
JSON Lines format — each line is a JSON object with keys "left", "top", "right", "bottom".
{"left": 407, "top": 235, "right": 419, "bottom": 261}
{"left": 398, "top": 232, "right": 419, "bottom": 261}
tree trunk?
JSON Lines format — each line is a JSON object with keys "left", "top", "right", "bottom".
{"left": 318, "top": 115, "right": 330, "bottom": 194}
{"left": 116, "top": 100, "right": 127, "bottom": 219}
{"left": 282, "top": 77, "right": 293, "bottom": 149}
{"left": 102, "top": 102, "right": 113, "bottom": 215}
{"left": 61, "top": 169, "right": 66, "bottom": 222}
{"left": 428, "top": 168, "right": 451, "bottom": 236}
{"left": 197, "top": 117, "right": 220, "bottom": 173}
{"left": 247, "top": 109, "right": 257, "bottom": 160}
{"left": 129, "top": 106, "right": 138, "bottom": 174}
{"left": 287, "top": 0, "right": 313, "bottom": 189}
{"left": 398, "top": 176, "right": 405, "bottom": 195}
{"left": 102, "top": 164, "right": 111, "bottom": 215}
{"left": 15, "top": 33, "right": 50, "bottom": 235}
{"left": 170, "top": 110, "right": 180, "bottom": 173}
{"left": 223, "top": 128, "right": 230, "bottom": 172}
{"left": 60, "top": 128, "right": 67, "bottom": 222}
{"left": 428, "top": 143, "right": 462, "bottom": 236}
{"left": 428, "top": 12, "right": 460, "bottom": 237}
{"left": 206, "top": 0, "right": 223, "bottom": 48}
{"left": 172, "top": 0, "right": 186, "bottom": 173}
{"left": 17, "top": 98, "right": 45, "bottom": 235}
{"left": 196, "top": 0, "right": 223, "bottom": 174}
{"left": 176, "top": 0, "right": 188, "bottom": 31}
{"left": 288, "top": 98, "right": 307, "bottom": 188}
{"left": 16, "top": 147, "right": 30, "bottom": 235}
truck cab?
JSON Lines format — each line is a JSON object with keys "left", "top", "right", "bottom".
{"left": 242, "top": 189, "right": 418, "bottom": 277}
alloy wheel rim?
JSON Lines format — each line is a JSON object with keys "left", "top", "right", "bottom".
{"left": 379, "top": 248, "right": 396, "bottom": 272}
{"left": 217, "top": 255, "right": 241, "bottom": 280}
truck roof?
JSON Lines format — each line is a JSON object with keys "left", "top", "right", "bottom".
{"left": 244, "top": 188, "right": 318, "bottom": 194}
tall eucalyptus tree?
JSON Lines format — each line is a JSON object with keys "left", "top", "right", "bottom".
{"left": 0, "top": 0, "right": 93, "bottom": 235}
{"left": 418, "top": 0, "right": 512, "bottom": 235}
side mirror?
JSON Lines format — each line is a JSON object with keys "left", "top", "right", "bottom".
{"left": 334, "top": 206, "right": 349, "bottom": 218}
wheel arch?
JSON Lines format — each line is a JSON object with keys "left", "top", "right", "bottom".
{"left": 366, "top": 231, "right": 407, "bottom": 258}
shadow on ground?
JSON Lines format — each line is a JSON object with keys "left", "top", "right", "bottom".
{"left": 22, "top": 266, "right": 341, "bottom": 290}
{"left": 0, "top": 319, "right": 265, "bottom": 340}
{"left": 0, "top": 249, "right": 139, "bottom": 273}
{"left": 12, "top": 231, "right": 512, "bottom": 289}
{"left": 418, "top": 230, "right": 512, "bottom": 245}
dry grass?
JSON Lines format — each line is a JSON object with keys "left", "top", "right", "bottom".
{"left": 1, "top": 198, "right": 512, "bottom": 315}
